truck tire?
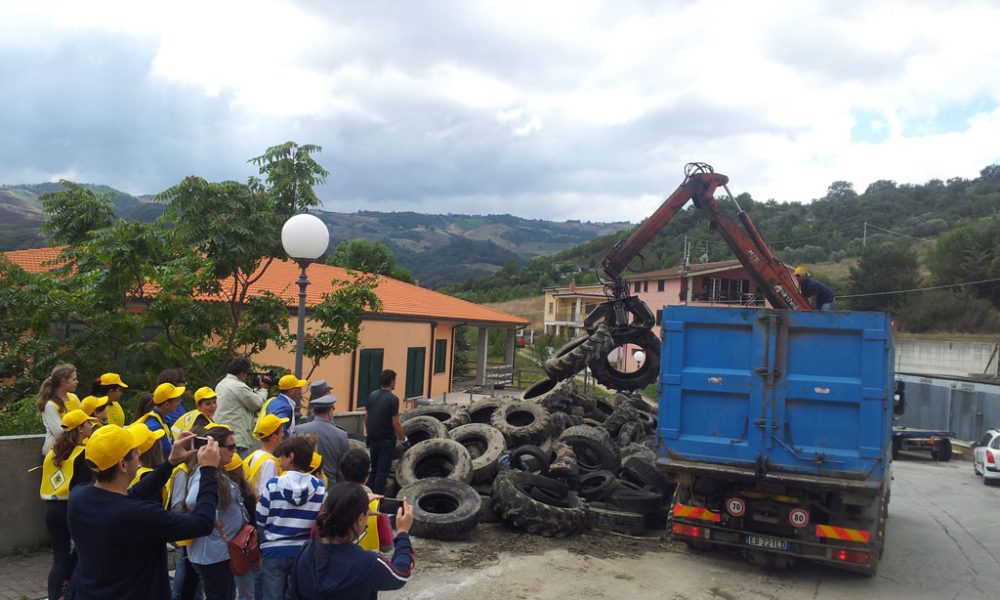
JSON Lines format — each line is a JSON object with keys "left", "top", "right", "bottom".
{"left": 401, "top": 404, "right": 471, "bottom": 431}
{"left": 616, "top": 421, "right": 645, "bottom": 447}
{"left": 578, "top": 470, "right": 617, "bottom": 501}
{"left": 509, "top": 444, "right": 551, "bottom": 476}
{"left": 559, "top": 425, "right": 621, "bottom": 474}
{"left": 398, "top": 478, "right": 480, "bottom": 541}
{"left": 395, "top": 438, "right": 473, "bottom": 489}
{"left": 931, "top": 438, "right": 953, "bottom": 462}
{"left": 491, "top": 401, "right": 551, "bottom": 448}
{"left": 491, "top": 470, "right": 588, "bottom": 538}
{"left": 402, "top": 416, "right": 449, "bottom": 445}
{"left": 449, "top": 423, "right": 507, "bottom": 484}
{"left": 620, "top": 457, "right": 675, "bottom": 503}
{"left": 587, "top": 395, "right": 620, "bottom": 423}
{"left": 602, "top": 406, "right": 643, "bottom": 437}
{"left": 588, "top": 326, "right": 661, "bottom": 392}
{"left": 891, "top": 437, "right": 900, "bottom": 460}
{"left": 468, "top": 398, "right": 504, "bottom": 424}
{"left": 586, "top": 504, "right": 646, "bottom": 536}
{"left": 605, "top": 487, "right": 663, "bottom": 515}
{"left": 543, "top": 326, "right": 615, "bottom": 382}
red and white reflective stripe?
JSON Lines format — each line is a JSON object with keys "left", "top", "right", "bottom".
{"left": 674, "top": 504, "right": 722, "bottom": 522}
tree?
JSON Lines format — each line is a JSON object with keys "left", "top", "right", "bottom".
{"left": 302, "top": 273, "right": 382, "bottom": 379}
{"left": 328, "top": 239, "right": 416, "bottom": 283}
{"left": 825, "top": 181, "right": 857, "bottom": 201}
{"left": 925, "top": 215, "right": 1000, "bottom": 307}
{"left": 845, "top": 244, "right": 921, "bottom": 314}
{"left": 249, "top": 142, "right": 329, "bottom": 217}
{"left": 40, "top": 181, "right": 115, "bottom": 245}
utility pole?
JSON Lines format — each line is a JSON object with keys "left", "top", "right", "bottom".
{"left": 863, "top": 222, "right": 867, "bottom": 248}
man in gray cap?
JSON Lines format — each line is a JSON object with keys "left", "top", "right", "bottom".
{"left": 294, "top": 384, "right": 347, "bottom": 483}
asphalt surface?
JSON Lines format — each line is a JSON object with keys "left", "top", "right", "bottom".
{"left": 390, "top": 453, "right": 1000, "bottom": 600}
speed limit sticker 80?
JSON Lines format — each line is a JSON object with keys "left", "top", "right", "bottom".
{"left": 788, "top": 508, "right": 809, "bottom": 528}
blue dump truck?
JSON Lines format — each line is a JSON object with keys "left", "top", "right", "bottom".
{"left": 659, "top": 305, "right": 895, "bottom": 576}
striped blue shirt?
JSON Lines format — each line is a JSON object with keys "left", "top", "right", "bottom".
{"left": 256, "top": 470, "right": 325, "bottom": 558}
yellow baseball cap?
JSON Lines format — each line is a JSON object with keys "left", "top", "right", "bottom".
{"left": 193, "top": 387, "right": 217, "bottom": 404}
{"left": 224, "top": 453, "right": 244, "bottom": 472}
{"left": 793, "top": 265, "right": 808, "bottom": 277}
{"left": 127, "top": 422, "right": 166, "bottom": 454}
{"left": 153, "top": 383, "right": 186, "bottom": 404}
{"left": 206, "top": 422, "right": 233, "bottom": 432}
{"left": 85, "top": 425, "right": 144, "bottom": 472}
{"left": 99, "top": 372, "right": 128, "bottom": 388}
{"left": 80, "top": 395, "right": 110, "bottom": 416}
{"left": 61, "top": 409, "right": 98, "bottom": 431}
{"left": 254, "top": 414, "right": 289, "bottom": 439}
{"left": 278, "top": 374, "right": 308, "bottom": 391}
{"left": 310, "top": 451, "right": 323, "bottom": 472}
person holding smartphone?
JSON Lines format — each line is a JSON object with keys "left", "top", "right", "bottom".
{"left": 292, "top": 482, "right": 414, "bottom": 599}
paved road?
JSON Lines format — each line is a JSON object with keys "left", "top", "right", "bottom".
{"left": 391, "top": 454, "right": 1000, "bottom": 600}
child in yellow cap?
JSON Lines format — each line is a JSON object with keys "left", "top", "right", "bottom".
{"left": 90, "top": 373, "right": 129, "bottom": 426}
{"left": 141, "top": 383, "right": 185, "bottom": 456}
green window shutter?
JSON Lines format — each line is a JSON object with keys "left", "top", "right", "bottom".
{"left": 357, "top": 348, "right": 384, "bottom": 408}
{"left": 405, "top": 347, "right": 426, "bottom": 398}
{"left": 434, "top": 339, "right": 447, "bottom": 374}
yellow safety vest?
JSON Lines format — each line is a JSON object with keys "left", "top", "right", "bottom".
{"left": 47, "top": 393, "right": 81, "bottom": 417}
{"left": 142, "top": 410, "right": 174, "bottom": 442}
{"left": 358, "top": 498, "right": 384, "bottom": 551}
{"left": 106, "top": 401, "right": 126, "bottom": 427}
{"left": 39, "top": 445, "right": 86, "bottom": 501}
{"left": 245, "top": 450, "right": 281, "bottom": 493}
{"left": 128, "top": 466, "right": 154, "bottom": 489}
{"left": 171, "top": 409, "right": 213, "bottom": 438}
{"left": 163, "top": 463, "right": 193, "bottom": 547}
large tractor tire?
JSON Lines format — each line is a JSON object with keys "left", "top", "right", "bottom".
{"left": 398, "top": 478, "right": 481, "bottom": 541}
{"left": 588, "top": 326, "right": 662, "bottom": 392}
{"left": 491, "top": 470, "right": 588, "bottom": 538}
{"left": 543, "top": 326, "right": 615, "bottom": 382}
{"left": 395, "top": 438, "right": 473, "bottom": 489}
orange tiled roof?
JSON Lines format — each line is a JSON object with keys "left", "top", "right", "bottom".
{"left": 2, "top": 247, "right": 527, "bottom": 327}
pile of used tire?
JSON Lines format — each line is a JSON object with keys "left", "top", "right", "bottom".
{"left": 370, "top": 382, "right": 675, "bottom": 541}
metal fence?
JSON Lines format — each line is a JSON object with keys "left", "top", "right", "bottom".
{"left": 896, "top": 374, "right": 1000, "bottom": 442}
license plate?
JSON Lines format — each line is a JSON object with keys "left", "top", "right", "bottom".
{"left": 743, "top": 534, "right": 789, "bottom": 551}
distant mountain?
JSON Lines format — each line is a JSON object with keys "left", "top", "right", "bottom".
{"left": 0, "top": 183, "right": 630, "bottom": 287}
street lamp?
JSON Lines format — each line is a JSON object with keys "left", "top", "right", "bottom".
{"left": 281, "top": 213, "right": 330, "bottom": 378}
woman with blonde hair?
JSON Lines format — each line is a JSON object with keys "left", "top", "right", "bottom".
{"left": 37, "top": 363, "right": 80, "bottom": 455}
{"left": 40, "top": 409, "right": 97, "bottom": 600}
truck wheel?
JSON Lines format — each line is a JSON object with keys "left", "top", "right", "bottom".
{"left": 931, "top": 438, "right": 952, "bottom": 462}
{"left": 891, "top": 438, "right": 900, "bottom": 461}
{"left": 401, "top": 404, "right": 471, "bottom": 431}
{"left": 587, "top": 326, "right": 662, "bottom": 392}
{"left": 543, "top": 326, "right": 615, "bottom": 382}
{"left": 449, "top": 423, "right": 507, "bottom": 484}
{"left": 491, "top": 470, "right": 588, "bottom": 538}
{"left": 398, "top": 478, "right": 481, "bottom": 541}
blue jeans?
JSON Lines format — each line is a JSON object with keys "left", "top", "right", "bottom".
{"left": 261, "top": 555, "right": 295, "bottom": 600}
{"left": 190, "top": 560, "right": 233, "bottom": 600}
{"left": 367, "top": 438, "right": 395, "bottom": 495}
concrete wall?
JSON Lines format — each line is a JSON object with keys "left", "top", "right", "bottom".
{"left": 896, "top": 339, "right": 999, "bottom": 378}
{"left": 0, "top": 435, "right": 48, "bottom": 556}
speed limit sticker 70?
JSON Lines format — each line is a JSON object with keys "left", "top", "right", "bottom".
{"left": 725, "top": 497, "right": 745, "bottom": 517}
{"left": 789, "top": 508, "right": 809, "bottom": 528}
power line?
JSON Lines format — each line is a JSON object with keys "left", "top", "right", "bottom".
{"left": 837, "top": 277, "right": 1000, "bottom": 299}
{"left": 864, "top": 223, "right": 934, "bottom": 243}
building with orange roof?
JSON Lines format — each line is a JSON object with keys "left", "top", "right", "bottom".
{"left": 3, "top": 246, "right": 528, "bottom": 410}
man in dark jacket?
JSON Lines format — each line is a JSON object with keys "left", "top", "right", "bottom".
{"left": 794, "top": 266, "right": 836, "bottom": 311}
{"left": 67, "top": 426, "right": 221, "bottom": 600}
{"left": 364, "top": 370, "right": 407, "bottom": 494}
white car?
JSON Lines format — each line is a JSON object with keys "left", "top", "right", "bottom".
{"left": 973, "top": 429, "right": 1000, "bottom": 485}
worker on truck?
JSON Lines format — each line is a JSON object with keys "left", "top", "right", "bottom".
{"left": 794, "top": 266, "right": 835, "bottom": 311}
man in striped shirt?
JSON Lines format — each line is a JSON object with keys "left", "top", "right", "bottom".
{"left": 256, "top": 435, "right": 326, "bottom": 600}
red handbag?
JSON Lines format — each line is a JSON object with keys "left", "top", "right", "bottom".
{"left": 217, "top": 521, "right": 260, "bottom": 576}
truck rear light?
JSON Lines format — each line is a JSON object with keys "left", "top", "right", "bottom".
{"left": 830, "top": 549, "right": 870, "bottom": 565}
{"left": 672, "top": 523, "right": 705, "bottom": 539}
{"left": 989, "top": 451, "right": 996, "bottom": 465}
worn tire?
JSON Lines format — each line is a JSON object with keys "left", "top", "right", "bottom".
{"left": 587, "top": 395, "right": 620, "bottom": 423}
{"left": 617, "top": 421, "right": 644, "bottom": 447}
{"left": 468, "top": 397, "right": 505, "bottom": 424}
{"left": 491, "top": 470, "right": 588, "bottom": 538}
{"left": 398, "top": 478, "right": 480, "bottom": 541}
{"left": 396, "top": 438, "right": 473, "bottom": 489}
{"left": 401, "top": 404, "right": 471, "bottom": 430}
{"left": 509, "top": 445, "right": 551, "bottom": 476}
{"left": 618, "top": 394, "right": 656, "bottom": 415}
{"left": 588, "top": 327, "right": 662, "bottom": 392}
{"left": 602, "top": 406, "right": 643, "bottom": 437}
{"left": 449, "top": 423, "right": 507, "bottom": 484}
{"left": 478, "top": 493, "right": 500, "bottom": 523}
{"left": 543, "top": 327, "right": 615, "bottom": 382}
{"left": 578, "top": 470, "right": 617, "bottom": 501}
{"left": 620, "top": 457, "right": 674, "bottom": 503}
{"left": 491, "top": 401, "right": 551, "bottom": 448}
{"left": 932, "top": 438, "right": 953, "bottom": 462}
{"left": 539, "top": 384, "right": 597, "bottom": 414}
{"left": 402, "top": 416, "right": 449, "bottom": 445}
{"left": 559, "top": 425, "right": 621, "bottom": 474}
{"left": 586, "top": 503, "right": 647, "bottom": 536}
{"left": 620, "top": 443, "right": 657, "bottom": 466}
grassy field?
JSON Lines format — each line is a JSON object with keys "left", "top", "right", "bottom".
{"left": 486, "top": 295, "right": 545, "bottom": 333}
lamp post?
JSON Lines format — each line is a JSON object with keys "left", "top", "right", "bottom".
{"left": 281, "top": 214, "right": 330, "bottom": 378}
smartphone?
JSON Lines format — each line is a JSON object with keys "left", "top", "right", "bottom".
{"left": 192, "top": 436, "right": 209, "bottom": 449}
{"left": 377, "top": 498, "right": 404, "bottom": 515}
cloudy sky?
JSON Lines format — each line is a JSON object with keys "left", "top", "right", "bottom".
{"left": 2, "top": 0, "right": 1000, "bottom": 222}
